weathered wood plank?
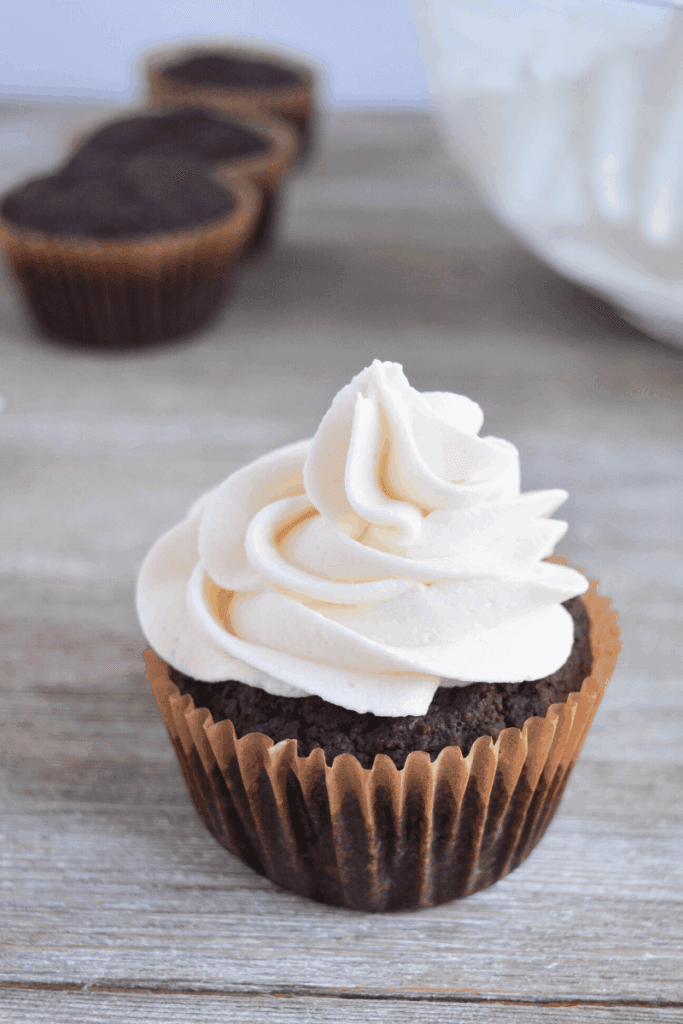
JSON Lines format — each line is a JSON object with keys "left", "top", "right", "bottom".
{"left": 1, "top": 795, "right": 682, "bottom": 999}
{"left": 1, "top": 100, "right": 682, "bottom": 1008}
{"left": 0, "top": 990, "right": 681, "bottom": 1024}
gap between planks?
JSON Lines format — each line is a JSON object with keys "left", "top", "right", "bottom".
{"left": 1, "top": 982, "right": 682, "bottom": 1009}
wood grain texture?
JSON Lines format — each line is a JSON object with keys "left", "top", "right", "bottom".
{"left": 1, "top": 991, "right": 682, "bottom": 1024}
{"left": 1, "top": 98, "right": 682, "bottom": 1017}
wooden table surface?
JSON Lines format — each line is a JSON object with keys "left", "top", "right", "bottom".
{"left": 1, "top": 98, "right": 682, "bottom": 1024}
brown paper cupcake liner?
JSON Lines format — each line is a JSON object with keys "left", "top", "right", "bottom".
{"left": 0, "top": 177, "right": 260, "bottom": 348}
{"left": 144, "top": 577, "right": 620, "bottom": 911}
{"left": 145, "top": 41, "right": 314, "bottom": 162}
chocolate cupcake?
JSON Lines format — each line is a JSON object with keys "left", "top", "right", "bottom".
{"left": 71, "top": 107, "right": 298, "bottom": 258}
{"left": 0, "top": 154, "right": 259, "bottom": 347}
{"left": 137, "top": 360, "right": 620, "bottom": 910}
{"left": 167, "top": 593, "right": 593, "bottom": 770}
{"left": 146, "top": 42, "right": 314, "bottom": 162}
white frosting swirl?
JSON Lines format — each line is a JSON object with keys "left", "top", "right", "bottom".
{"left": 136, "top": 361, "right": 588, "bottom": 716}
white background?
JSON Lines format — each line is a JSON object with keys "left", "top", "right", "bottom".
{"left": 0, "top": 0, "right": 430, "bottom": 106}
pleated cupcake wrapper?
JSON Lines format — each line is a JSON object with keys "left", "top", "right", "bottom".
{"left": 145, "top": 577, "right": 620, "bottom": 911}
{"left": 0, "top": 179, "right": 260, "bottom": 347}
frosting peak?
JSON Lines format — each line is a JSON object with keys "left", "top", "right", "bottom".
{"left": 304, "top": 361, "right": 518, "bottom": 547}
{"left": 137, "top": 361, "right": 588, "bottom": 716}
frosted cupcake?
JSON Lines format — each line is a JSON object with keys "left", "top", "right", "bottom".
{"left": 138, "top": 360, "right": 620, "bottom": 910}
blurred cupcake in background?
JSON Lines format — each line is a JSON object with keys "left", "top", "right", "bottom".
{"left": 145, "top": 40, "right": 317, "bottom": 163}
{"left": 0, "top": 155, "right": 259, "bottom": 348}
{"left": 69, "top": 107, "right": 298, "bottom": 259}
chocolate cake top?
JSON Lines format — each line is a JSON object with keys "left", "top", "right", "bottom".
{"left": 76, "top": 109, "right": 269, "bottom": 164}
{"left": 163, "top": 53, "right": 304, "bottom": 89}
{"left": 171, "top": 595, "right": 592, "bottom": 770}
{"left": 1, "top": 155, "right": 237, "bottom": 238}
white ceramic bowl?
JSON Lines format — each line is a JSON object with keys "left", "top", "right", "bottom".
{"left": 410, "top": 0, "right": 683, "bottom": 346}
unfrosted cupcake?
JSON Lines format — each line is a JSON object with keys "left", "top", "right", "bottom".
{"left": 70, "top": 107, "right": 298, "bottom": 258}
{"left": 146, "top": 42, "right": 315, "bottom": 162}
{"left": 137, "top": 360, "right": 620, "bottom": 910}
{"left": 0, "top": 154, "right": 259, "bottom": 347}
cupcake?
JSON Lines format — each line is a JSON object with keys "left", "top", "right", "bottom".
{"left": 146, "top": 42, "right": 314, "bottom": 163}
{"left": 137, "top": 360, "right": 620, "bottom": 910}
{"left": 0, "top": 154, "right": 260, "bottom": 347}
{"left": 71, "top": 107, "right": 298, "bottom": 258}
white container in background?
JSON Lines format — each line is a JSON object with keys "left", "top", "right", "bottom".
{"left": 410, "top": 0, "right": 683, "bottom": 346}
